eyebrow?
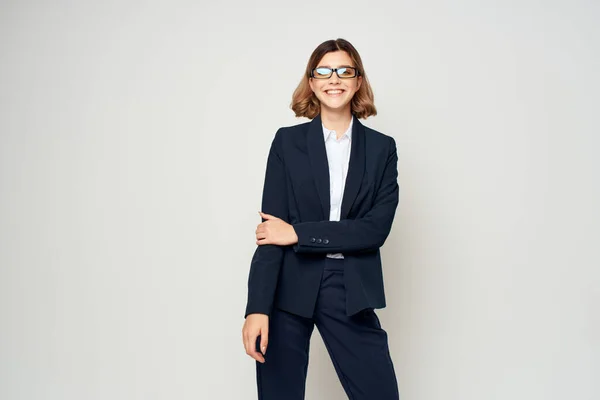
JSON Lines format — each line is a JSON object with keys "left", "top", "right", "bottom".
{"left": 316, "top": 64, "right": 354, "bottom": 68}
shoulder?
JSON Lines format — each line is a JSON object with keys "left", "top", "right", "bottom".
{"left": 275, "top": 120, "right": 312, "bottom": 137}
{"left": 361, "top": 122, "right": 397, "bottom": 152}
{"left": 271, "top": 119, "right": 312, "bottom": 149}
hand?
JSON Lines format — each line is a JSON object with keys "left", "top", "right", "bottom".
{"left": 242, "top": 313, "right": 269, "bottom": 363}
{"left": 256, "top": 212, "right": 298, "bottom": 246}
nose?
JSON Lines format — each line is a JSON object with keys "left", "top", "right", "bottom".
{"left": 329, "top": 70, "right": 341, "bottom": 84}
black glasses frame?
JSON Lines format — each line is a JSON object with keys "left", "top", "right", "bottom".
{"left": 310, "top": 66, "right": 361, "bottom": 79}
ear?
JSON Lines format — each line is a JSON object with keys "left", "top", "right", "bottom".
{"left": 308, "top": 77, "right": 315, "bottom": 92}
{"left": 356, "top": 75, "right": 363, "bottom": 92}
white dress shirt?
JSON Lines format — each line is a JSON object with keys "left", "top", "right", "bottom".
{"left": 322, "top": 118, "right": 353, "bottom": 259}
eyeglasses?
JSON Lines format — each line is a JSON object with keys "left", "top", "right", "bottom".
{"left": 310, "top": 66, "right": 360, "bottom": 79}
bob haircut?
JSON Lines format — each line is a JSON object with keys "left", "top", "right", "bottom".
{"left": 291, "top": 38, "right": 377, "bottom": 120}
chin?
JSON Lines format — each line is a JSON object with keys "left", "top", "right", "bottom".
{"left": 319, "top": 97, "right": 348, "bottom": 108}
{"left": 322, "top": 102, "right": 350, "bottom": 111}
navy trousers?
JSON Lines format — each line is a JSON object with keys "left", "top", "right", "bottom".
{"left": 256, "top": 257, "right": 400, "bottom": 399}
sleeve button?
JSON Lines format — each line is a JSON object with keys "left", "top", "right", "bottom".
{"left": 316, "top": 238, "right": 322, "bottom": 244}
{"left": 323, "top": 239, "right": 329, "bottom": 244}
{"left": 310, "top": 237, "right": 316, "bottom": 243}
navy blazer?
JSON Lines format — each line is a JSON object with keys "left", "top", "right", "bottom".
{"left": 245, "top": 113, "right": 399, "bottom": 318}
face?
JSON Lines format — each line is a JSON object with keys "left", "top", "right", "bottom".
{"left": 308, "top": 50, "right": 363, "bottom": 114}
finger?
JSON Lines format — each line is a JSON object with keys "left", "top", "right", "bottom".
{"left": 252, "top": 351, "right": 265, "bottom": 363}
{"left": 242, "top": 328, "right": 251, "bottom": 348}
{"left": 244, "top": 332, "right": 253, "bottom": 355}
{"left": 256, "top": 237, "right": 270, "bottom": 245}
{"left": 244, "top": 333, "right": 251, "bottom": 355}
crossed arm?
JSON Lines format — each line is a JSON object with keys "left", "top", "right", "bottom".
{"left": 255, "top": 136, "right": 399, "bottom": 255}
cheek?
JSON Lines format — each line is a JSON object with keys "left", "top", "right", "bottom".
{"left": 310, "top": 82, "right": 321, "bottom": 96}
{"left": 313, "top": 85, "right": 326, "bottom": 98}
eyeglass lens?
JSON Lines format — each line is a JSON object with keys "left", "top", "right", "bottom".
{"left": 313, "top": 67, "right": 357, "bottom": 79}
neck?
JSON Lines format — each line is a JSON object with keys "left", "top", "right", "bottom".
{"left": 320, "top": 106, "right": 353, "bottom": 136}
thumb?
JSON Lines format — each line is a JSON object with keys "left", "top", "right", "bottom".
{"left": 260, "top": 326, "right": 269, "bottom": 355}
{"left": 259, "top": 211, "right": 276, "bottom": 220}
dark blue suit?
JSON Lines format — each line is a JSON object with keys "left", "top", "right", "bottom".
{"left": 245, "top": 113, "right": 399, "bottom": 318}
{"left": 245, "top": 113, "right": 400, "bottom": 399}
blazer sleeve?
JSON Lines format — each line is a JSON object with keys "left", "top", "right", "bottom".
{"left": 244, "top": 129, "right": 288, "bottom": 318}
{"left": 292, "top": 136, "right": 399, "bottom": 255}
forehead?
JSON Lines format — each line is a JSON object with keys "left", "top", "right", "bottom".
{"left": 316, "top": 50, "right": 354, "bottom": 67}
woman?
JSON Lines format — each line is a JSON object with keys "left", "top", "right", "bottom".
{"left": 242, "top": 38, "right": 400, "bottom": 399}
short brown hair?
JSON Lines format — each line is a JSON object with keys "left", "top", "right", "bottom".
{"left": 291, "top": 38, "right": 377, "bottom": 119}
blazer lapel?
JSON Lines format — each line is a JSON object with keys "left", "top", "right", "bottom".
{"left": 307, "top": 114, "right": 366, "bottom": 221}
{"left": 340, "top": 115, "right": 365, "bottom": 219}
{"left": 307, "top": 114, "right": 330, "bottom": 220}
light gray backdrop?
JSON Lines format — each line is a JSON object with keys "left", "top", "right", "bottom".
{"left": 1, "top": 1, "right": 598, "bottom": 399}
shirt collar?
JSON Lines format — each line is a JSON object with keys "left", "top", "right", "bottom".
{"left": 322, "top": 117, "right": 353, "bottom": 142}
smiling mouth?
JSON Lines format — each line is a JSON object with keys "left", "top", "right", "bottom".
{"left": 325, "top": 89, "right": 345, "bottom": 96}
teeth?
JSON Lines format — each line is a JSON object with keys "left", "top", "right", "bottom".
{"left": 326, "top": 90, "right": 343, "bottom": 94}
